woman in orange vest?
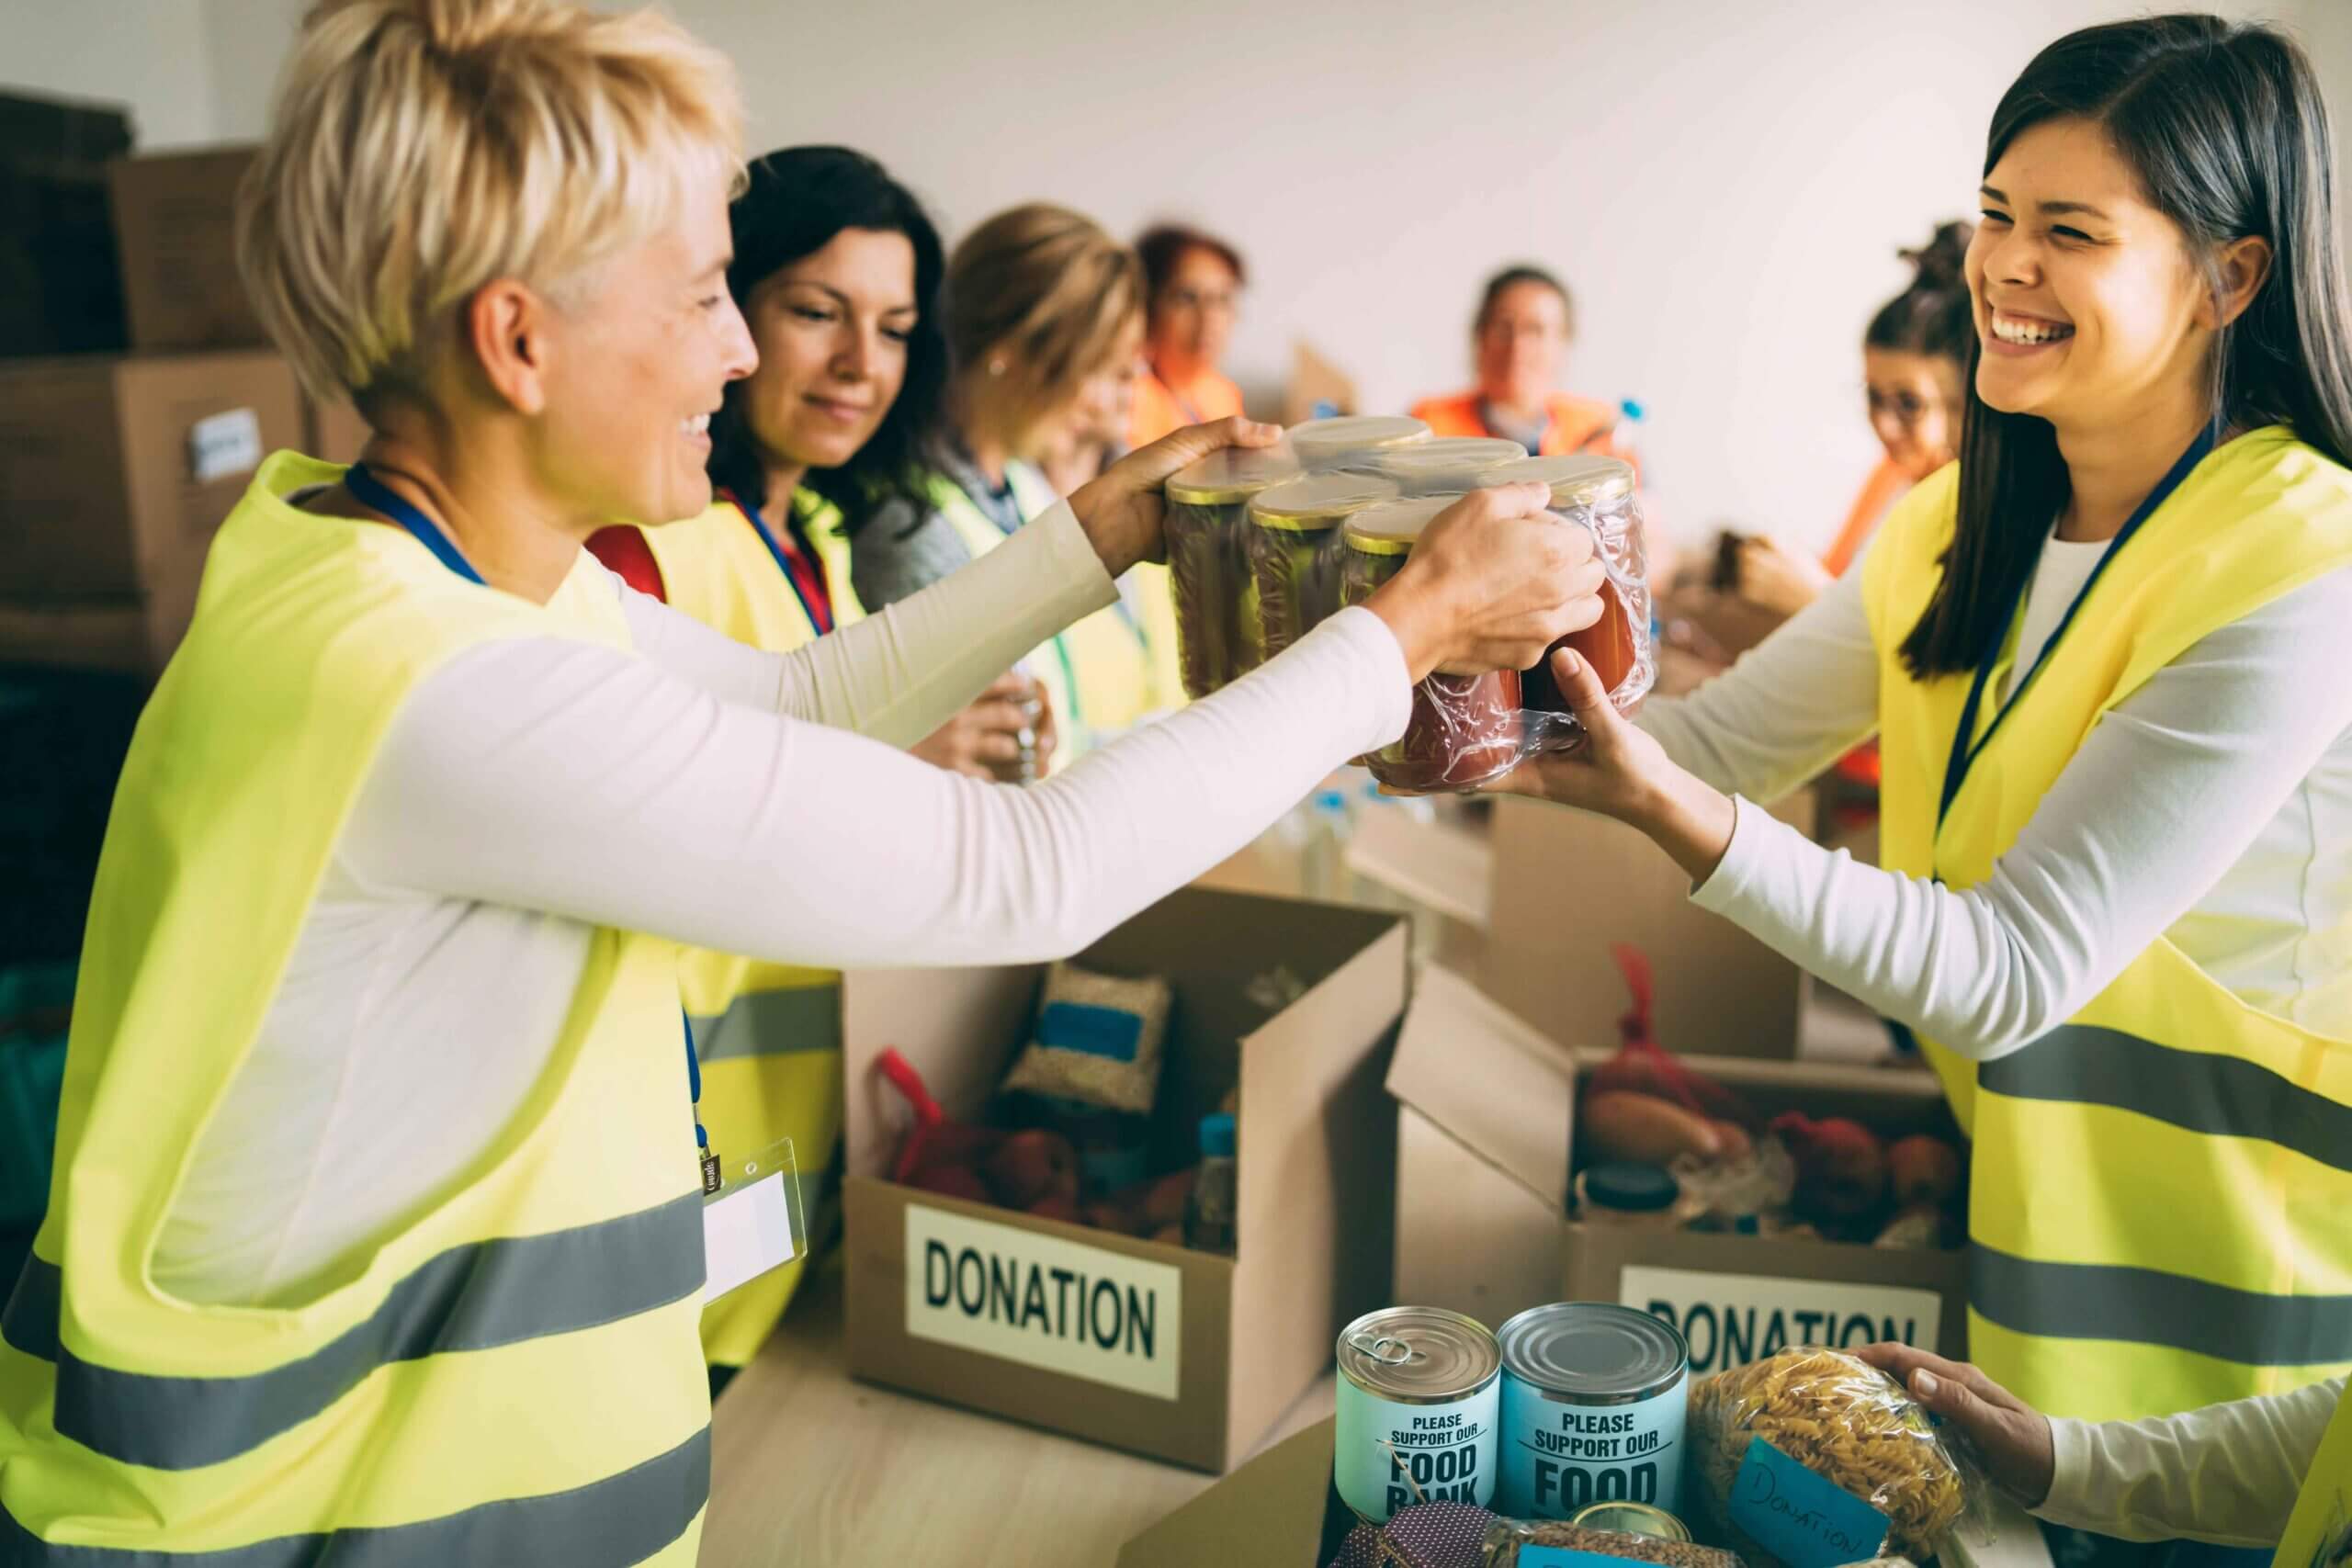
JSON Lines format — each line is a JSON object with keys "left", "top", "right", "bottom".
{"left": 1413, "top": 265, "right": 1671, "bottom": 584}
{"left": 1127, "top": 222, "right": 1248, "bottom": 448}
{"left": 1729, "top": 222, "right": 1975, "bottom": 622}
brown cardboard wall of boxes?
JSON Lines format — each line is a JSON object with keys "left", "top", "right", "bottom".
{"left": 2, "top": 117, "right": 364, "bottom": 678}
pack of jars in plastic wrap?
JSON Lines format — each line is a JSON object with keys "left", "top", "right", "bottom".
{"left": 1162, "top": 416, "right": 1657, "bottom": 790}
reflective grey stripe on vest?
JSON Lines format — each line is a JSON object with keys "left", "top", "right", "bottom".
{"left": 0, "top": 1424, "right": 708, "bottom": 1567}
{"left": 1971, "top": 1243, "right": 2352, "bottom": 1366}
{"left": 1981, "top": 1021, "right": 2352, "bottom": 1175}
{"left": 0, "top": 1190, "right": 701, "bottom": 1472}
{"left": 687, "top": 982, "right": 842, "bottom": 1065}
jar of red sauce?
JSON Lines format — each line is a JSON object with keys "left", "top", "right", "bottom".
{"left": 1480, "top": 455, "right": 1655, "bottom": 738}
{"left": 1341, "top": 495, "right": 1526, "bottom": 792}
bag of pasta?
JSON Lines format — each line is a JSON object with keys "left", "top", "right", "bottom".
{"left": 1688, "top": 1348, "right": 1985, "bottom": 1568}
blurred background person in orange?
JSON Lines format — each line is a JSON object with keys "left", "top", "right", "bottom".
{"left": 1415, "top": 264, "right": 1673, "bottom": 589}
{"left": 1727, "top": 220, "right": 1974, "bottom": 621}
{"left": 1127, "top": 222, "right": 1247, "bottom": 446}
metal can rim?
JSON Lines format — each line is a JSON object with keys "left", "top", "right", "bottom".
{"left": 1336, "top": 1306, "right": 1502, "bottom": 1405}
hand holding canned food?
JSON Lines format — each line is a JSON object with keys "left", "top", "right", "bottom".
{"left": 1069, "top": 414, "right": 1287, "bottom": 578}
{"left": 1361, "top": 481, "right": 1609, "bottom": 682}
{"left": 909, "top": 670, "right": 1057, "bottom": 782}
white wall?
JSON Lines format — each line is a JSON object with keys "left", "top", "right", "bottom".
{"left": 9, "top": 0, "right": 2324, "bottom": 547}
{"left": 0, "top": 0, "right": 224, "bottom": 148}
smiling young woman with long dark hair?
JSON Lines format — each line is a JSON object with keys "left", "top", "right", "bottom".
{"left": 1498, "top": 12, "right": 2352, "bottom": 1444}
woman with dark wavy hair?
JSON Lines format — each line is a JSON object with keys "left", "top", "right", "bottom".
{"left": 1503, "top": 12, "right": 2352, "bottom": 1450}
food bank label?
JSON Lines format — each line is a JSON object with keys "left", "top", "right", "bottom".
{"left": 1619, "top": 1267, "right": 1942, "bottom": 1375}
{"left": 904, "top": 1204, "right": 1182, "bottom": 1400}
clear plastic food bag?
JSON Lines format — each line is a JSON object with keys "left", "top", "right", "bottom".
{"left": 1687, "top": 1348, "right": 1987, "bottom": 1568}
{"left": 1340, "top": 469, "right": 1656, "bottom": 795}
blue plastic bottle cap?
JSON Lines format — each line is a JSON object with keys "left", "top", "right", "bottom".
{"left": 1618, "top": 399, "right": 1647, "bottom": 423}
{"left": 1199, "top": 1111, "right": 1238, "bottom": 1158}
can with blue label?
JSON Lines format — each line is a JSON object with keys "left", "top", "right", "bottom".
{"left": 1333, "top": 1306, "right": 1500, "bottom": 1522}
{"left": 1498, "top": 1302, "right": 1689, "bottom": 1517}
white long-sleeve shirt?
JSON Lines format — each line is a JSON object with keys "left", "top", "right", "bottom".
{"left": 2041, "top": 1375, "right": 2341, "bottom": 1545}
{"left": 153, "top": 500, "right": 1411, "bottom": 1307}
{"left": 1643, "top": 539, "right": 2352, "bottom": 1057}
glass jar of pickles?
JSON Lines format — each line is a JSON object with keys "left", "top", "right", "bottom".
{"left": 1368, "top": 435, "right": 1527, "bottom": 495}
{"left": 1341, "top": 494, "right": 1526, "bottom": 792}
{"left": 1287, "top": 414, "right": 1430, "bottom": 472}
{"left": 1248, "top": 472, "right": 1399, "bottom": 662}
{"left": 1482, "top": 455, "right": 1656, "bottom": 735}
{"left": 1163, "top": 445, "right": 1302, "bottom": 697}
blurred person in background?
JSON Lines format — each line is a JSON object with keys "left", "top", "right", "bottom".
{"left": 582, "top": 145, "right": 1044, "bottom": 1394}
{"left": 1414, "top": 264, "right": 1675, "bottom": 585}
{"left": 851, "top": 203, "right": 1181, "bottom": 753}
{"left": 1728, "top": 221, "right": 1975, "bottom": 622}
{"left": 1128, "top": 221, "right": 1248, "bottom": 446}
{"left": 1040, "top": 344, "right": 1141, "bottom": 495}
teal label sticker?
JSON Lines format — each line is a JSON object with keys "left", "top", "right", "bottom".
{"left": 1728, "top": 1436, "right": 1891, "bottom": 1568}
{"left": 1521, "top": 1551, "right": 1657, "bottom": 1568}
{"left": 1036, "top": 1000, "right": 1142, "bottom": 1062}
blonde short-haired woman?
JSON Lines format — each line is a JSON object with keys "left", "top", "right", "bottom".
{"left": 0, "top": 1, "right": 1600, "bottom": 1559}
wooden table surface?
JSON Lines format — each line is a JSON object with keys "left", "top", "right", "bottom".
{"left": 702, "top": 1258, "right": 1335, "bottom": 1567}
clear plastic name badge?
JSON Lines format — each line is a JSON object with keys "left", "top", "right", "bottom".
{"left": 701, "top": 1137, "right": 805, "bottom": 1303}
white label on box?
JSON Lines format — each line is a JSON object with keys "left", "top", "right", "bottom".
{"left": 1618, "top": 1266, "right": 1942, "bottom": 1377}
{"left": 904, "top": 1203, "right": 1182, "bottom": 1400}
{"left": 187, "top": 408, "right": 264, "bottom": 484}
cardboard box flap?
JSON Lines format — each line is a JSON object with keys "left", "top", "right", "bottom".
{"left": 1385, "top": 964, "right": 1572, "bottom": 1209}
{"left": 1343, "top": 804, "right": 1489, "bottom": 929}
{"left": 1117, "top": 1417, "right": 1337, "bottom": 1567}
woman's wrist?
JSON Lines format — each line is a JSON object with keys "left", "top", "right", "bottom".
{"left": 1066, "top": 479, "right": 1149, "bottom": 578}
{"left": 1363, "top": 578, "right": 1446, "bottom": 682}
{"left": 1625, "top": 766, "right": 1737, "bottom": 884}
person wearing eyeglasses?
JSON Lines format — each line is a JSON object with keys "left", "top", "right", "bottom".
{"left": 1127, "top": 223, "right": 1248, "bottom": 448}
{"left": 1730, "top": 222, "right": 1975, "bottom": 620}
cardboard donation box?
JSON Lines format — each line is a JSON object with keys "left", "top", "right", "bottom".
{"left": 842, "top": 887, "right": 1409, "bottom": 1472}
{"left": 1388, "top": 966, "right": 1966, "bottom": 1366}
{"left": 0, "top": 352, "right": 302, "bottom": 673}
{"left": 107, "top": 148, "right": 264, "bottom": 354}
{"left": 1483, "top": 793, "right": 1816, "bottom": 1060}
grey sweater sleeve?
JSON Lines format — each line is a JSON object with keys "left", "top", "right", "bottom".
{"left": 851, "top": 494, "right": 978, "bottom": 610}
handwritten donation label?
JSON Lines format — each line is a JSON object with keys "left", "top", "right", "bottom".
{"left": 904, "top": 1202, "right": 1182, "bottom": 1400}
{"left": 1727, "top": 1436, "right": 1891, "bottom": 1568}
{"left": 1619, "top": 1267, "right": 1943, "bottom": 1376}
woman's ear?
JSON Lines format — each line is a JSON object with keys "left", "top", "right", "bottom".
{"left": 466, "top": 278, "right": 557, "bottom": 416}
{"left": 2206, "top": 235, "right": 2275, "bottom": 331}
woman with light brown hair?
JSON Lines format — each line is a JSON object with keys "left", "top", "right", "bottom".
{"left": 852, "top": 202, "right": 1179, "bottom": 756}
{"left": 0, "top": 2, "right": 1601, "bottom": 1557}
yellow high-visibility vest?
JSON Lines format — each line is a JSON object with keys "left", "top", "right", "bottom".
{"left": 928, "top": 461, "right": 1173, "bottom": 762}
{"left": 634, "top": 488, "right": 863, "bottom": 1371}
{"left": 1865, "top": 429, "right": 2352, "bottom": 1421}
{"left": 0, "top": 453, "right": 708, "bottom": 1562}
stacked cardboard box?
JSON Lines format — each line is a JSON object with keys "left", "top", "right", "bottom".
{"left": 1, "top": 132, "right": 310, "bottom": 677}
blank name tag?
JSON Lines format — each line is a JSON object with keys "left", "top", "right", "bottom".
{"left": 703, "top": 1170, "right": 797, "bottom": 1302}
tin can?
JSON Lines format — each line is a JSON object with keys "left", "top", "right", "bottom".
{"left": 1498, "top": 1303, "right": 1689, "bottom": 1518}
{"left": 1333, "top": 1306, "right": 1501, "bottom": 1522}
{"left": 1568, "top": 1500, "right": 1692, "bottom": 1541}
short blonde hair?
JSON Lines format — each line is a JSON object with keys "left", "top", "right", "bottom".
{"left": 945, "top": 204, "right": 1143, "bottom": 443}
{"left": 237, "top": 0, "right": 744, "bottom": 407}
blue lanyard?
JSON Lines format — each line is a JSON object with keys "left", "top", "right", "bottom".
{"left": 1935, "top": 423, "right": 2218, "bottom": 830}
{"left": 728, "top": 489, "right": 832, "bottom": 636}
{"left": 346, "top": 461, "right": 716, "bottom": 1179}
